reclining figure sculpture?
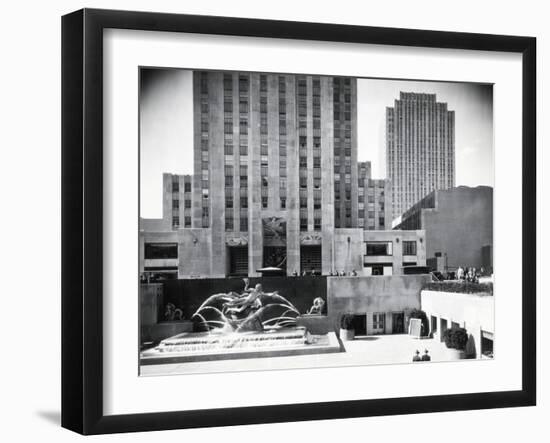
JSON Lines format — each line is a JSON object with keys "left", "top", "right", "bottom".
{"left": 192, "top": 278, "right": 300, "bottom": 333}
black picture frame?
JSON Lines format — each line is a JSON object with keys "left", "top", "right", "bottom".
{"left": 61, "top": 8, "right": 536, "bottom": 435}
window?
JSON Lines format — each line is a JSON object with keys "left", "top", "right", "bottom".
{"left": 172, "top": 199, "right": 179, "bottom": 209}
{"left": 314, "top": 218, "right": 321, "bottom": 231}
{"left": 280, "top": 198, "right": 286, "bottom": 209}
{"left": 172, "top": 181, "right": 179, "bottom": 193}
{"left": 262, "top": 197, "right": 268, "bottom": 209}
{"left": 172, "top": 216, "right": 179, "bottom": 227}
{"left": 225, "top": 196, "right": 233, "bottom": 208}
{"left": 184, "top": 182, "right": 191, "bottom": 193}
{"left": 365, "top": 241, "right": 393, "bottom": 256}
{"left": 184, "top": 216, "right": 191, "bottom": 227}
{"left": 225, "top": 217, "right": 234, "bottom": 231}
{"left": 144, "top": 243, "right": 178, "bottom": 259}
{"left": 240, "top": 197, "right": 248, "bottom": 208}
{"left": 240, "top": 217, "right": 248, "bottom": 232}
{"left": 403, "top": 240, "right": 417, "bottom": 255}
{"left": 300, "top": 218, "right": 308, "bottom": 231}
{"left": 184, "top": 199, "right": 191, "bottom": 209}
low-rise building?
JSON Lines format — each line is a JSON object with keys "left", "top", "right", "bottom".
{"left": 394, "top": 186, "right": 493, "bottom": 273}
{"left": 421, "top": 287, "right": 494, "bottom": 358}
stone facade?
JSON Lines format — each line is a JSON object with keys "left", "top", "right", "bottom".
{"left": 188, "top": 71, "right": 360, "bottom": 276}
{"left": 327, "top": 275, "right": 431, "bottom": 335}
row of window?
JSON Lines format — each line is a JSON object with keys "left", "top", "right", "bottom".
{"left": 365, "top": 241, "right": 417, "bottom": 256}
{"left": 172, "top": 216, "right": 192, "bottom": 228}
{"left": 171, "top": 181, "right": 191, "bottom": 193}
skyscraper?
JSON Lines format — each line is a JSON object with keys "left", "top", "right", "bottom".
{"left": 386, "top": 92, "right": 455, "bottom": 220}
{"left": 191, "top": 70, "right": 359, "bottom": 276}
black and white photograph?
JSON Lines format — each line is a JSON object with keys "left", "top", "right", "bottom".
{"left": 138, "top": 68, "right": 494, "bottom": 376}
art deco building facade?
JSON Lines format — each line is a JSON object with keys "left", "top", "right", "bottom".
{"left": 139, "top": 71, "right": 413, "bottom": 279}
{"left": 187, "top": 70, "right": 360, "bottom": 277}
{"left": 386, "top": 92, "right": 455, "bottom": 220}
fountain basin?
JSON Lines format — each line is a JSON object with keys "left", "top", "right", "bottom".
{"left": 140, "top": 327, "right": 341, "bottom": 365}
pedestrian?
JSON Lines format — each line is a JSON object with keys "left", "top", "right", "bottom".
{"left": 421, "top": 349, "right": 431, "bottom": 361}
{"left": 412, "top": 350, "right": 422, "bottom": 362}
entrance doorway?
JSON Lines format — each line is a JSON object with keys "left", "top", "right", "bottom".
{"left": 351, "top": 314, "right": 367, "bottom": 336}
{"left": 392, "top": 312, "right": 405, "bottom": 334}
{"left": 300, "top": 245, "right": 322, "bottom": 274}
{"left": 229, "top": 246, "right": 248, "bottom": 276}
{"left": 372, "top": 312, "right": 385, "bottom": 334}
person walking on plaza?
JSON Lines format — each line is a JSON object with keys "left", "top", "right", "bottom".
{"left": 412, "top": 350, "right": 422, "bottom": 362}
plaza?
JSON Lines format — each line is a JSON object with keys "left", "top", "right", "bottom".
{"left": 141, "top": 333, "right": 472, "bottom": 376}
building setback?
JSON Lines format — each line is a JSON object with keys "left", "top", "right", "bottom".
{"left": 139, "top": 71, "right": 410, "bottom": 279}
{"left": 357, "top": 161, "right": 391, "bottom": 230}
{"left": 163, "top": 174, "right": 193, "bottom": 230}
{"left": 394, "top": 186, "right": 493, "bottom": 272}
{"left": 387, "top": 92, "right": 455, "bottom": 220}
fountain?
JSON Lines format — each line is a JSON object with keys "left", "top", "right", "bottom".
{"left": 140, "top": 279, "right": 340, "bottom": 365}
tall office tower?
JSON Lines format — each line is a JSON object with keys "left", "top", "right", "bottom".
{"left": 386, "top": 92, "right": 455, "bottom": 220}
{"left": 192, "top": 71, "right": 360, "bottom": 276}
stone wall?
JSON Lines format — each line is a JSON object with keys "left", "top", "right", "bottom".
{"left": 162, "top": 276, "right": 328, "bottom": 321}
{"left": 327, "top": 275, "right": 431, "bottom": 334}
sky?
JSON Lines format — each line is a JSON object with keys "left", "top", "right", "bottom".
{"left": 140, "top": 69, "right": 493, "bottom": 218}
